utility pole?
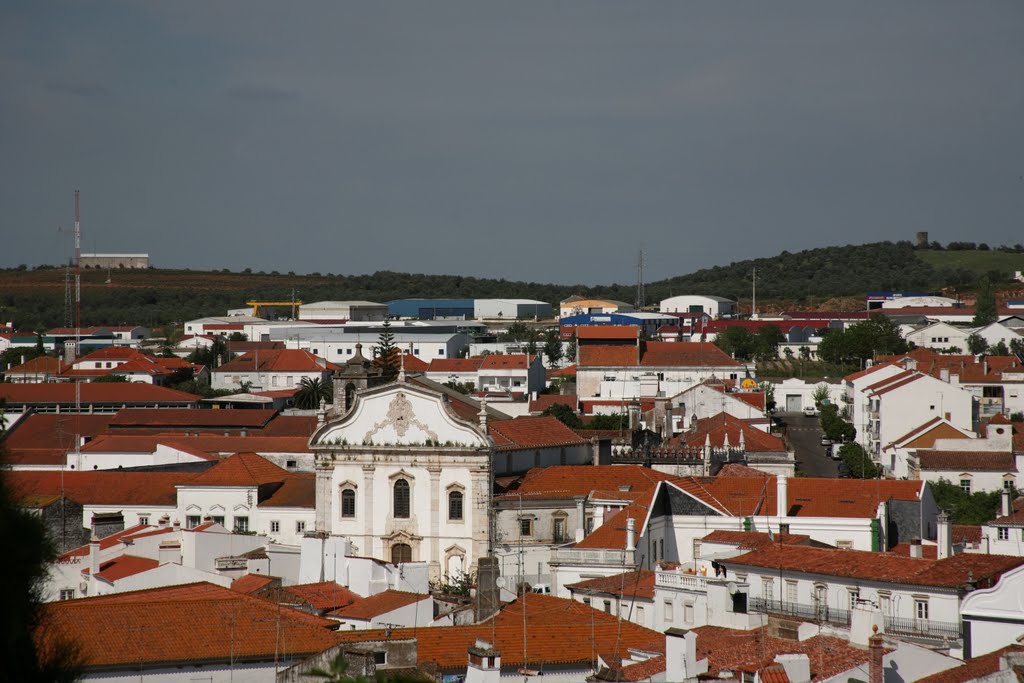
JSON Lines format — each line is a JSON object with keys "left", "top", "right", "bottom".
{"left": 751, "top": 267, "right": 757, "bottom": 320}
{"left": 635, "top": 249, "right": 646, "bottom": 310}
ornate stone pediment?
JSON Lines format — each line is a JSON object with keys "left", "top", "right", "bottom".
{"left": 311, "top": 383, "right": 489, "bottom": 449}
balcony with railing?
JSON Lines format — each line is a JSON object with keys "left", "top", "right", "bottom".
{"left": 549, "top": 548, "right": 634, "bottom": 567}
{"left": 655, "top": 570, "right": 710, "bottom": 592}
{"left": 750, "top": 597, "right": 961, "bottom": 640}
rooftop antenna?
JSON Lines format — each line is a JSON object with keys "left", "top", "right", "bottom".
{"left": 635, "top": 248, "right": 646, "bottom": 310}
{"left": 751, "top": 267, "right": 757, "bottom": 320}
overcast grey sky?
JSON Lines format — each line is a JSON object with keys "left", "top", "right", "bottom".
{"left": 2, "top": 2, "right": 1022, "bottom": 284}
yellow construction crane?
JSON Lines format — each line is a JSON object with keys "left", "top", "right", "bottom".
{"left": 246, "top": 300, "right": 303, "bottom": 318}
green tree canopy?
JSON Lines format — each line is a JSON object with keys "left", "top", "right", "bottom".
{"left": 930, "top": 479, "right": 1004, "bottom": 525}
{"left": 817, "top": 314, "right": 908, "bottom": 365}
{"left": 373, "top": 319, "right": 400, "bottom": 382}
{"left": 838, "top": 442, "right": 879, "bottom": 479}
{"left": 972, "top": 276, "right": 998, "bottom": 327}
{"left": 542, "top": 328, "right": 563, "bottom": 367}
{"left": 294, "top": 377, "right": 333, "bottom": 410}
{"left": 966, "top": 333, "right": 988, "bottom": 355}
{"left": 541, "top": 402, "right": 583, "bottom": 429}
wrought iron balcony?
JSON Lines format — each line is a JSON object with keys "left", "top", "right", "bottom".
{"left": 750, "top": 597, "right": 961, "bottom": 640}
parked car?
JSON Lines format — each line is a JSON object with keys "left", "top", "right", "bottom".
{"left": 821, "top": 436, "right": 833, "bottom": 447}
{"left": 803, "top": 405, "right": 819, "bottom": 417}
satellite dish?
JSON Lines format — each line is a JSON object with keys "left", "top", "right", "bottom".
{"left": 496, "top": 576, "right": 507, "bottom": 589}
{"left": 727, "top": 582, "right": 738, "bottom": 595}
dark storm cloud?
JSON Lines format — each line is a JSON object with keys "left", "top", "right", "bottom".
{"left": 0, "top": 1, "right": 1021, "bottom": 284}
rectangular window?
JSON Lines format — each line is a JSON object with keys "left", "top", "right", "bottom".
{"left": 998, "top": 527, "right": 1009, "bottom": 540}
{"left": 59, "top": 589, "right": 75, "bottom": 601}
{"left": 762, "top": 578, "right": 774, "bottom": 603}
{"left": 296, "top": 520, "right": 306, "bottom": 533}
{"left": 1005, "top": 480, "right": 1014, "bottom": 491}
{"left": 915, "top": 599, "right": 929, "bottom": 621}
{"left": 683, "top": 602, "right": 694, "bottom": 624}
{"left": 636, "top": 606, "right": 645, "bottom": 625}
{"left": 664, "top": 600, "right": 674, "bottom": 623}
{"left": 837, "top": 540, "right": 853, "bottom": 550}
{"left": 138, "top": 515, "right": 150, "bottom": 526}
{"left": 786, "top": 580, "right": 798, "bottom": 605}
{"left": 520, "top": 517, "right": 533, "bottom": 537}
{"left": 603, "top": 599, "right": 612, "bottom": 614}
{"left": 849, "top": 589, "right": 860, "bottom": 610}
{"left": 879, "top": 593, "right": 892, "bottom": 615}
{"left": 553, "top": 517, "right": 566, "bottom": 543}
{"left": 960, "top": 479, "right": 972, "bottom": 494}
{"left": 270, "top": 520, "right": 280, "bottom": 533}
{"left": 186, "top": 515, "right": 201, "bottom": 529}
{"left": 212, "top": 515, "right": 225, "bottom": 526}
{"left": 583, "top": 597, "right": 591, "bottom": 606}
{"left": 341, "top": 489, "right": 356, "bottom": 518}
{"left": 659, "top": 539, "right": 664, "bottom": 559}
{"left": 234, "top": 516, "right": 249, "bottom": 533}
{"left": 693, "top": 539, "right": 702, "bottom": 560}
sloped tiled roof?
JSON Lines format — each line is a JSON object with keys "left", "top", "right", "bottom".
{"left": 576, "top": 326, "right": 639, "bottom": 340}
{"left": 187, "top": 452, "right": 289, "bottom": 487}
{"left": 528, "top": 394, "right": 577, "bottom": 413}
{"left": 36, "top": 582, "right": 341, "bottom": 669}
{"left": 670, "top": 413, "right": 787, "bottom": 453}
{"left": 425, "top": 357, "right": 485, "bottom": 373}
{"left": 91, "top": 555, "right": 159, "bottom": 581}
{"left": 260, "top": 414, "right": 318, "bottom": 436}
{"left": 716, "top": 463, "right": 772, "bottom": 478}
{"left": 215, "top": 349, "right": 337, "bottom": 374}
{"left": 488, "top": 416, "right": 589, "bottom": 451}
{"left": 566, "top": 570, "right": 656, "bottom": 599}
{"left": 480, "top": 354, "right": 534, "bottom": 370}
{"left": 916, "top": 645, "right": 1024, "bottom": 683}
{"left": 498, "top": 465, "right": 681, "bottom": 500}
{"left": 0, "top": 383, "right": 200, "bottom": 405}
{"left": 282, "top": 581, "right": 362, "bottom": 612}
{"left": 6, "top": 471, "right": 194, "bottom": 507}
{"left": 333, "top": 593, "right": 664, "bottom": 670}
{"left": 917, "top": 450, "right": 1016, "bottom": 472}
{"left": 702, "top": 475, "right": 923, "bottom": 518}
{"left": 575, "top": 503, "right": 649, "bottom": 550}
{"left": 953, "top": 524, "right": 982, "bottom": 545}
{"left": 701, "top": 530, "right": 812, "bottom": 549}
{"left": 693, "top": 626, "right": 873, "bottom": 682}
{"left": 327, "top": 590, "right": 428, "bottom": 620}
{"left": 578, "top": 346, "right": 638, "bottom": 367}
{"left": 260, "top": 473, "right": 315, "bottom": 508}
{"left": 4, "top": 355, "right": 69, "bottom": 375}
{"left": 108, "top": 408, "right": 277, "bottom": 429}
{"left": 1, "top": 413, "right": 115, "bottom": 466}
{"left": 230, "top": 574, "right": 277, "bottom": 594}
{"left": 640, "top": 342, "right": 741, "bottom": 368}
{"left": 723, "top": 544, "right": 1024, "bottom": 589}
{"left": 58, "top": 524, "right": 153, "bottom": 562}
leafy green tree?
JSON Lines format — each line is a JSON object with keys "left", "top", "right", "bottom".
{"left": 503, "top": 322, "right": 531, "bottom": 342}
{"left": 1010, "top": 338, "right": 1024, "bottom": 356}
{"left": 582, "top": 413, "right": 629, "bottom": 430}
{"left": 798, "top": 346, "right": 811, "bottom": 361}
{"left": 0, "top": 440, "right": 83, "bottom": 681}
{"left": 443, "top": 381, "right": 474, "bottom": 395}
{"left": 754, "top": 325, "right": 785, "bottom": 361}
{"left": 758, "top": 381, "right": 776, "bottom": 412}
{"left": 92, "top": 374, "right": 128, "bottom": 383}
{"left": 838, "top": 442, "right": 879, "bottom": 478}
{"left": 972, "top": 276, "right": 998, "bottom": 327}
{"left": 294, "top": 377, "right": 333, "bottom": 409}
{"left": 966, "top": 333, "right": 988, "bottom": 355}
{"left": 820, "top": 404, "right": 856, "bottom": 442}
{"left": 541, "top": 403, "right": 583, "bottom": 429}
{"left": 525, "top": 328, "right": 540, "bottom": 356}
{"left": 714, "top": 326, "right": 757, "bottom": 360}
{"left": 565, "top": 334, "right": 578, "bottom": 364}
{"left": 812, "top": 383, "right": 831, "bottom": 408}
{"left": 817, "top": 314, "right": 908, "bottom": 365}
{"left": 930, "top": 479, "right": 1004, "bottom": 525}
{"left": 1, "top": 345, "right": 47, "bottom": 369}
{"left": 227, "top": 331, "right": 248, "bottom": 342}
{"left": 543, "top": 329, "right": 563, "bottom": 367}
{"left": 783, "top": 347, "right": 795, "bottom": 360}
{"left": 187, "top": 336, "right": 227, "bottom": 369}
{"left": 373, "top": 319, "right": 400, "bottom": 381}
{"left": 990, "top": 340, "right": 1011, "bottom": 357}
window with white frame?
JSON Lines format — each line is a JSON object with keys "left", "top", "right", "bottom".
{"left": 296, "top": 520, "right": 306, "bottom": 533}
{"left": 960, "top": 477, "right": 972, "bottom": 494}
{"left": 914, "top": 598, "right": 929, "bottom": 621}
{"left": 762, "top": 578, "right": 774, "bottom": 603}
{"left": 341, "top": 488, "right": 356, "bottom": 518}
{"left": 552, "top": 515, "right": 567, "bottom": 543}
{"left": 234, "top": 516, "right": 249, "bottom": 533}
{"left": 59, "top": 589, "right": 75, "bottom": 601}
{"left": 848, "top": 588, "right": 860, "bottom": 610}
{"left": 138, "top": 515, "right": 149, "bottom": 526}
{"left": 998, "top": 527, "right": 1010, "bottom": 540}
{"left": 664, "top": 600, "right": 674, "bottom": 623}
{"left": 683, "top": 602, "right": 694, "bottom": 624}
{"left": 212, "top": 515, "right": 225, "bottom": 526}
{"left": 785, "top": 580, "right": 798, "bottom": 605}
{"left": 878, "top": 592, "right": 892, "bottom": 615}
{"left": 636, "top": 606, "right": 645, "bottom": 625}
{"left": 603, "top": 599, "right": 612, "bottom": 613}
{"left": 270, "top": 520, "right": 280, "bottom": 533}
{"left": 186, "top": 515, "right": 201, "bottom": 529}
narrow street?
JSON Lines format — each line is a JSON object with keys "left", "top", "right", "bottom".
{"left": 775, "top": 413, "right": 838, "bottom": 478}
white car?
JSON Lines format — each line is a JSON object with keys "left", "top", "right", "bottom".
{"left": 803, "top": 405, "right": 819, "bottom": 417}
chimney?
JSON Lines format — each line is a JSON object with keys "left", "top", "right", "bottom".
{"left": 478, "top": 396, "right": 489, "bottom": 433}
{"left": 777, "top": 475, "right": 788, "bottom": 519}
{"left": 774, "top": 654, "right": 811, "bottom": 683}
{"left": 88, "top": 536, "right": 100, "bottom": 577}
{"left": 937, "top": 511, "right": 952, "bottom": 559}
{"left": 626, "top": 517, "right": 636, "bottom": 552}
{"left": 465, "top": 640, "right": 501, "bottom": 683}
{"left": 869, "top": 626, "right": 884, "bottom": 683}
{"left": 628, "top": 403, "right": 641, "bottom": 430}
{"left": 940, "top": 368, "right": 950, "bottom": 383}
{"left": 909, "top": 537, "right": 922, "bottom": 559}
{"left": 475, "top": 557, "right": 501, "bottom": 622}
{"left": 665, "top": 405, "right": 674, "bottom": 438}
{"left": 574, "top": 496, "right": 587, "bottom": 542}
{"left": 158, "top": 514, "right": 170, "bottom": 528}
{"left": 665, "top": 629, "right": 707, "bottom": 681}
{"left": 1002, "top": 489, "right": 1012, "bottom": 518}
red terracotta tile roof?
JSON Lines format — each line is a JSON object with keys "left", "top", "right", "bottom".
{"left": 760, "top": 664, "right": 792, "bottom": 683}
{"left": 74, "top": 346, "right": 150, "bottom": 362}
{"left": 1, "top": 413, "right": 114, "bottom": 466}
{"left": 426, "top": 357, "right": 485, "bottom": 373}
{"left": 58, "top": 524, "right": 154, "bottom": 562}
{"left": 723, "top": 544, "right": 1024, "bottom": 589}
{"left": 702, "top": 475, "right": 923, "bottom": 518}
{"left": 260, "top": 414, "right": 319, "bottom": 436}
{"left": 641, "top": 342, "right": 742, "bottom": 368}
{"left": 260, "top": 474, "right": 315, "bottom": 508}
{"left": 398, "top": 351, "right": 429, "bottom": 372}
{"left": 693, "top": 625, "right": 874, "bottom": 682}
{"left": 916, "top": 645, "right": 1024, "bottom": 683}
{"left": 616, "top": 654, "right": 667, "bottom": 681}
{"left": 701, "top": 530, "right": 812, "bottom": 549}
{"left": 0, "top": 383, "right": 200, "bottom": 405}
{"left": 216, "top": 349, "right": 338, "bottom": 373}
{"left": 230, "top": 573, "right": 276, "bottom": 594}
{"left": 497, "top": 465, "right": 681, "bottom": 500}
{"left": 6, "top": 471, "right": 194, "bottom": 507}
{"left": 577, "top": 326, "right": 640, "bottom": 340}
{"left": 992, "top": 496, "right": 1024, "bottom": 525}
{"left": 579, "top": 346, "right": 638, "bottom": 367}
{"left": 108, "top": 408, "right": 277, "bottom": 429}
{"left": 917, "top": 450, "right": 1017, "bottom": 472}
{"left": 283, "top": 581, "right": 362, "bottom": 612}
{"left": 488, "top": 416, "right": 589, "bottom": 450}
{"left": 547, "top": 364, "right": 577, "bottom": 378}
{"left": 953, "top": 524, "right": 983, "bottom": 545}
{"left": 328, "top": 590, "right": 428, "bottom": 619}
{"left": 575, "top": 503, "right": 648, "bottom": 550}
{"left": 37, "top": 582, "right": 341, "bottom": 669}
{"left": 566, "top": 570, "right": 656, "bottom": 600}
{"left": 716, "top": 463, "right": 772, "bottom": 478}
{"left": 843, "top": 361, "right": 900, "bottom": 383}
{"left": 187, "top": 452, "right": 289, "bottom": 487}
{"left": 528, "top": 394, "right": 577, "bottom": 413}
{"left": 82, "top": 432, "right": 312, "bottom": 456}
{"left": 670, "top": 413, "right": 787, "bottom": 453}
{"left": 480, "top": 354, "right": 534, "bottom": 370}
{"left": 334, "top": 593, "right": 664, "bottom": 670}
{"left": 4, "top": 355, "right": 69, "bottom": 375}
{"left": 91, "top": 555, "right": 159, "bottom": 581}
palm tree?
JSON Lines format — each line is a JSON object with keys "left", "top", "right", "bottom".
{"left": 294, "top": 377, "right": 332, "bottom": 410}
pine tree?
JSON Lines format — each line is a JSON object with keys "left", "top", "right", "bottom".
{"left": 374, "top": 318, "right": 400, "bottom": 381}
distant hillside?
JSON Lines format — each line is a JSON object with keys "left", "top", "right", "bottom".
{"left": 1, "top": 241, "right": 1021, "bottom": 329}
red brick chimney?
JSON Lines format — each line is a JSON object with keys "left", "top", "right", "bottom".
{"left": 869, "top": 625, "right": 884, "bottom": 683}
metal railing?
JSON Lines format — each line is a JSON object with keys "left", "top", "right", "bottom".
{"left": 750, "top": 597, "right": 851, "bottom": 627}
{"left": 884, "top": 614, "right": 961, "bottom": 640}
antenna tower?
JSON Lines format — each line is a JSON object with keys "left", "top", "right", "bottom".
{"left": 63, "top": 262, "right": 73, "bottom": 327}
{"left": 635, "top": 249, "right": 646, "bottom": 310}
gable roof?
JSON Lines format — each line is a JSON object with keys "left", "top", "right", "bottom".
{"left": 0, "top": 383, "right": 200, "bottom": 406}
{"left": 186, "top": 452, "right": 289, "bottom": 487}
{"left": 566, "top": 570, "right": 657, "bottom": 600}
{"left": 488, "top": 416, "right": 589, "bottom": 451}
{"left": 886, "top": 417, "right": 972, "bottom": 451}
{"left": 327, "top": 590, "right": 428, "bottom": 620}
{"left": 425, "top": 357, "right": 485, "bottom": 373}
{"left": 108, "top": 408, "right": 277, "bottom": 430}
{"left": 36, "top": 582, "right": 341, "bottom": 669}
{"left": 722, "top": 544, "right": 1024, "bottom": 589}
{"left": 91, "top": 555, "right": 160, "bottom": 582}
{"left": 230, "top": 574, "right": 277, "bottom": 594}
{"left": 670, "top": 413, "right": 787, "bottom": 453}
{"left": 333, "top": 593, "right": 664, "bottom": 670}
{"left": 480, "top": 354, "right": 534, "bottom": 370}
{"left": 215, "top": 349, "right": 337, "bottom": 374}
{"left": 701, "top": 476, "right": 924, "bottom": 518}
{"left": 280, "top": 581, "right": 362, "bottom": 612}
{"left": 497, "top": 465, "right": 683, "bottom": 501}
{"left": 575, "top": 503, "right": 649, "bottom": 550}
{"left": 917, "top": 450, "right": 1016, "bottom": 472}
{"left": 6, "top": 470, "right": 194, "bottom": 507}
{"left": 1, "top": 413, "right": 116, "bottom": 466}
{"left": 4, "top": 355, "right": 69, "bottom": 375}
